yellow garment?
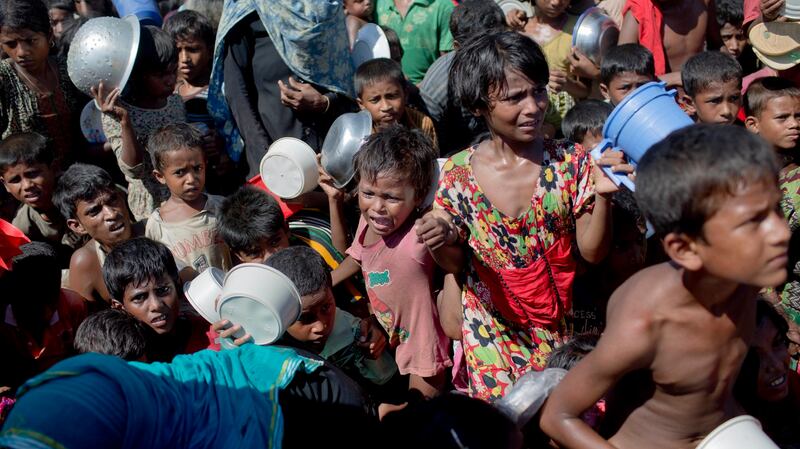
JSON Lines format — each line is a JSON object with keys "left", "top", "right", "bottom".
{"left": 539, "top": 15, "right": 579, "bottom": 128}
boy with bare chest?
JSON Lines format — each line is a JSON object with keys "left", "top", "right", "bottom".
{"left": 541, "top": 125, "right": 790, "bottom": 449}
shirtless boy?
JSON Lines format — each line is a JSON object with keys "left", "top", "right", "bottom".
{"left": 619, "top": 0, "right": 722, "bottom": 87}
{"left": 540, "top": 125, "right": 790, "bottom": 449}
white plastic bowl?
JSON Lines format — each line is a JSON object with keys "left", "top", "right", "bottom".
{"left": 183, "top": 267, "right": 224, "bottom": 323}
{"left": 696, "top": 416, "right": 779, "bottom": 449}
{"left": 218, "top": 263, "right": 302, "bottom": 345}
{"left": 260, "top": 137, "right": 319, "bottom": 199}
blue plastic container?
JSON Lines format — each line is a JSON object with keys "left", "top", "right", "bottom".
{"left": 112, "top": 0, "right": 162, "bottom": 26}
{"left": 591, "top": 81, "right": 693, "bottom": 191}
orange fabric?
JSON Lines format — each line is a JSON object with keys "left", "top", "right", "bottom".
{"left": 623, "top": 0, "right": 667, "bottom": 75}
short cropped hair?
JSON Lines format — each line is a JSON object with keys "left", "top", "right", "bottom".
{"left": 600, "top": 44, "right": 656, "bottom": 86}
{"left": 716, "top": 0, "right": 744, "bottom": 27}
{"left": 635, "top": 124, "right": 779, "bottom": 238}
{"left": 354, "top": 125, "right": 437, "bottom": 201}
{"left": 744, "top": 76, "right": 800, "bottom": 117}
{"left": 103, "top": 238, "right": 180, "bottom": 301}
{"left": 450, "top": 0, "right": 506, "bottom": 46}
{"left": 354, "top": 58, "right": 406, "bottom": 97}
{"left": 0, "top": 0, "right": 51, "bottom": 37}
{"left": 163, "top": 9, "right": 215, "bottom": 50}
{"left": 546, "top": 333, "right": 599, "bottom": 371}
{"left": 4, "top": 242, "right": 61, "bottom": 308}
{"left": 217, "top": 186, "right": 286, "bottom": 256}
{"left": 682, "top": 51, "right": 742, "bottom": 97}
{"left": 265, "top": 247, "right": 331, "bottom": 297}
{"left": 74, "top": 308, "right": 149, "bottom": 361}
{"left": 561, "top": 100, "right": 613, "bottom": 144}
{"left": 0, "top": 133, "right": 54, "bottom": 174}
{"left": 450, "top": 31, "right": 549, "bottom": 113}
{"left": 147, "top": 123, "right": 206, "bottom": 171}
{"left": 53, "top": 163, "right": 117, "bottom": 220}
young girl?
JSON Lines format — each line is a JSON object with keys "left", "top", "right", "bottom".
{"left": 417, "top": 31, "right": 626, "bottom": 401}
{"left": 94, "top": 25, "right": 186, "bottom": 222}
{"left": 333, "top": 125, "right": 451, "bottom": 398}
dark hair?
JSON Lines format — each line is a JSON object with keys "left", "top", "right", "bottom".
{"left": 56, "top": 16, "right": 87, "bottom": 58}
{"left": 74, "top": 308, "right": 150, "bottom": 361}
{"left": 0, "top": 0, "right": 52, "bottom": 37}
{"left": 265, "top": 246, "right": 331, "bottom": 297}
{"left": 450, "top": 31, "right": 549, "bottom": 113}
{"left": 48, "top": 0, "right": 75, "bottom": 13}
{"left": 148, "top": 123, "right": 206, "bottom": 171}
{"left": 163, "top": 9, "right": 214, "bottom": 51}
{"left": 450, "top": 0, "right": 506, "bottom": 46}
{"left": 635, "top": 124, "right": 779, "bottom": 238}
{"left": 103, "top": 237, "right": 180, "bottom": 301}
{"left": 561, "top": 100, "right": 613, "bottom": 144}
{"left": 128, "top": 25, "right": 177, "bottom": 91}
{"left": 5, "top": 242, "right": 61, "bottom": 308}
{"left": 354, "top": 58, "right": 406, "bottom": 97}
{"left": 600, "top": 44, "right": 656, "bottom": 86}
{"left": 380, "top": 26, "right": 404, "bottom": 64}
{"left": 354, "top": 125, "right": 437, "bottom": 201}
{"left": 716, "top": 0, "right": 744, "bottom": 27}
{"left": 546, "top": 333, "right": 599, "bottom": 370}
{"left": 53, "top": 163, "right": 117, "bottom": 220}
{"left": 217, "top": 186, "right": 286, "bottom": 256}
{"left": 744, "top": 76, "right": 800, "bottom": 118}
{"left": 0, "top": 132, "right": 54, "bottom": 174}
{"left": 682, "top": 51, "right": 742, "bottom": 97}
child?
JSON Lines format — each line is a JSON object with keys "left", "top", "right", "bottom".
{"left": 53, "top": 163, "right": 144, "bottom": 304}
{"left": 104, "top": 237, "right": 211, "bottom": 362}
{"left": 681, "top": 51, "right": 743, "bottom": 125}
{"left": 354, "top": 58, "right": 438, "bottom": 149}
{"left": 334, "top": 125, "right": 452, "bottom": 398}
{"left": 600, "top": 44, "right": 657, "bottom": 106}
{"left": 93, "top": 25, "right": 187, "bottom": 222}
{"left": 619, "top": 0, "right": 720, "bottom": 86}
{"left": 0, "top": 133, "right": 82, "bottom": 257}
{"left": 73, "top": 308, "right": 150, "bottom": 361}
{"left": 716, "top": 0, "right": 759, "bottom": 75}
{"left": 745, "top": 77, "right": 800, "bottom": 155}
{"left": 47, "top": 0, "right": 74, "bottom": 39}
{"left": 561, "top": 100, "right": 614, "bottom": 150}
{"left": 0, "top": 242, "right": 87, "bottom": 375}
{"left": 145, "top": 123, "right": 231, "bottom": 273}
{"left": 344, "top": 0, "right": 373, "bottom": 49}
{"left": 541, "top": 124, "right": 790, "bottom": 448}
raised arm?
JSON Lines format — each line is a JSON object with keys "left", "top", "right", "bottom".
{"left": 618, "top": 10, "right": 640, "bottom": 45}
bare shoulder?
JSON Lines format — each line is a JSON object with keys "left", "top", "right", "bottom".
{"left": 69, "top": 243, "right": 99, "bottom": 272}
{"left": 607, "top": 263, "right": 683, "bottom": 321}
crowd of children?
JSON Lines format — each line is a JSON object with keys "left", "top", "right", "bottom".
{"left": 1, "top": 0, "right": 800, "bottom": 447}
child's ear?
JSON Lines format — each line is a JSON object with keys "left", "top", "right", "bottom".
{"left": 66, "top": 218, "right": 88, "bottom": 236}
{"left": 681, "top": 94, "right": 697, "bottom": 117}
{"left": 357, "top": 97, "right": 365, "bottom": 110}
{"left": 111, "top": 299, "right": 125, "bottom": 310}
{"left": 745, "top": 115, "right": 760, "bottom": 134}
{"left": 662, "top": 232, "right": 703, "bottom": 272}
{"left": 153, "top": 169, "right": 167, "bottom": 185}
{"left": 599, "top": 83, "right": 610, "bottom": 101}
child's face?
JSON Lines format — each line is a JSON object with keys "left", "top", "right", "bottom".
{"left": 691, "top": 80, "right": 742, "bottom": 125}
{"left": 176, "top": 37, "right": 212, "bottom": 85}
{"left": 358, "top": 172, "right": 419, "bottom": 237}
{"left": 483, "top": 69, "right": 549, "bottom": 144}
{"left": 0, "top": 162, "right": 55, "bottom": 210}
{"left": 601, "top": 72, "right": 653, "bottom": 106}
{"left": 753, "top": 316, "right": 791, "bottom": 403}
{"left": 286, "top": 286, "right": 336, "bottom": 353}
{"left": 142, "top": 64, "right": 178, "bottom": 100}
{"left": 358, "top": 79, "right": 407, "bottom": 129}
{"left": 0, "top": 28, "right": 51, "bottom": 76}
{"left": 49, "top": 8, "right": 70, "bottom": 39}
{"left": 535, "top": 0, "right": 570, "bottom": 18}
{"left": 720, "top": 23, "right": 748, "bottom": 58}
{"left": 344, "top": 0, "right": 373, "bottom": 19}
{"left": 154, "top": 147, "right": 206, "bottom": 203}
{"left": 579, "top": 130, "right": 604, "bottom": 151}
{"left": 748, "top": 96, "right": 800, "bottom": 151}
{"left": 114, "top": 274, "right": 179, "bottom": 335}
{"left": 693, "top": 180, "right": 789, "bottom": 288}
{"left": 69, "top": 190, "right": 132, "bottom": 247}
{"left": 233, "top": 228, "right": 290, "bottom": 264}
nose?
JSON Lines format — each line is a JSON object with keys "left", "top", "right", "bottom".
{"left": 379, "top": 99, "right": 392, "bottom": 112}
{"left": 102, "top": 204, "right": 121, "bottom": 221}
{"left": 311, "top": 320, "right": 327, "bottom": 335}
{"left": 720, "top": 102, "right": 737, "bottom": 119}
{"left": 769, "top": 210, "right": 791, "bottom": 247}
{"left": 369, "top": 197, "right": 386, "bottom": 212}
{"left": 21, "top": 177, "right": 34, "bottom": 191}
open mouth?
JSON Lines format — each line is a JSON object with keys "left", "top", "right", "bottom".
{"left": 769, "top": 374, "right": 787, "bottom": 388}
{"left": 108, "top": 222, "right": 126, "bottom": 233}
{"left": 151, "top": 314, "right": 168, "bottom": 326}
{"left": 369, "top": 215, "right": 394, "bottom": 231}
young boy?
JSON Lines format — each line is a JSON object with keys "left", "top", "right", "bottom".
{"left": 600, "top": 44, "right": 657, "bottom": 106}
{"left": 145, "top": 123, "right": 231, "bottom": 273}
{"left": 716, "top": 0, "right": 759, "bottom": 75}
{"left": 104, "top": 237, "right": 210, "bottom": 362}
{"left": 619, "top": 0, "right": 721, "bottom": 86}
{"left": 745, "top": 77, "right": 800, "bottom": 154}
{"left": 681, "top": 51, "right": 743, "bottom": 125}
{"left": 354, "top": 58, "right": 438, "bottom": 149}
{"left": 73, "top": 308, "right": 150, "bottom": 361}
{"left": 53, "top": 163, "right": 145, "bottom": 304}
{"left": 561, "top": 100, "right": 614, "bottom": 150}
{"left": 541, "top": 125, "right": 790, "bottom": 448}
{"left": 0, "top": 133, "right": 82, "bottom": 259}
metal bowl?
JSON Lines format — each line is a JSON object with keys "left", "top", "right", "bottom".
{"left": 572, "top": 7, "right": 619, "bottom": 66}
{"left": 67, "top": 15, "right": 141, "bottom": 97}
{"left": 321, "top": 110, "right": 372, "bottom": 188}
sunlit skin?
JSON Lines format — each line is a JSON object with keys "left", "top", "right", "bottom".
{"left": 0, "top": 27, "right": 51, "bottom": 78}
{"left": 358, "top": 79, "right": 407, "bottom": 129}
{"left": 0, "top": 162, "right": 56, "bottom": 212}
{"left": 68, "top": 190, "right": 132, "bottom": 251}
{"left": 601, "top": 72, "right": 655, "bottom": 106}
{"left": 746, "top": 96, "right": 800, "bottom": 152}
{"left": 113, "top": 274, "right": 179, "bottom": 335}
{"left": 689, "top": 79, "right": 742, "bottom": 125}
{"left": 358, "top": 173, "right": 420, "bottom": 240}
{"left": 153, "top": 147, "right": 207, "bottom": 222}
{"left": 175, "top": 37, "right": 212, "bottom": 88}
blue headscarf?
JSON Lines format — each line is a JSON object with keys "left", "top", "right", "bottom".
{"left": 0, "top": 346, "right": 323, "bottom": 449}
{"left": 207, "top": 0, "right": 355, "bottom": 162}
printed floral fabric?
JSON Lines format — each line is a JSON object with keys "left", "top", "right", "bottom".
{"left": 435, "top": 140, "right": 595, "bottom": 400}
{"left": 779, "top": 166, "right": 800, "bottom": 326}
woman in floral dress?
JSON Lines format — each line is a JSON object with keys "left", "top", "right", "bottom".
{"left": 418, "top": 31, "right": 627, "bottom": 401}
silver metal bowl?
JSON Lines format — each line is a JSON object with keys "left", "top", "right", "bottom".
{"left": 67, "top": 15, "right": 141, "bottom": 97}
{"left": 572, "top": 7, "right": 619, "bottom": 66}
{"left": 321, "top": 110, "right": 372, "bottom": 188}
